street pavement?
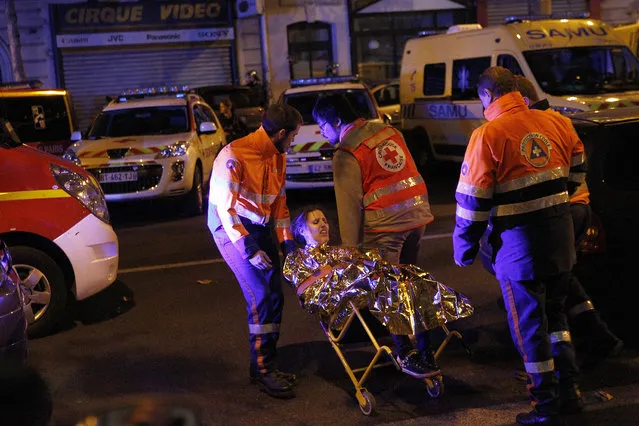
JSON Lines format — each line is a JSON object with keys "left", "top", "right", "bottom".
{"left": 27, "top": 164, "right": 639, "bottom": 425}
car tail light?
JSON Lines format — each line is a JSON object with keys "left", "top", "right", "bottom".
{"left": 577, "top": 211, "right": 606, "bottom": 254}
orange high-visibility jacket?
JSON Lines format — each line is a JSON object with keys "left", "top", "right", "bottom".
{"left": 208, "top": 127, "right": 293, "bottom": 258}
{"left": 334, "top": 119, "right": 433, "bottom": 246}
{"left": 453, "top": 92, "right": 586, "bottom": 273}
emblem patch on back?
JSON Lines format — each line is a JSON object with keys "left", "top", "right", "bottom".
{"left": 520, "top": 132, "right": 551, "bottom": 168}
{"left": 376, "top": 140, "right": 406, "bottom": 172}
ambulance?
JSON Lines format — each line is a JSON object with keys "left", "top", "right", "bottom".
{"left": 0, "top": 118, "right": 119, "bottom": 337}
{"left": 400, "top": 16, "right": 639, "bottom": 164}
{"left": 0, "top": 80, "right": 78, "bottom": 156}
{"left": 279, "top": 76, "right": 386, "bottom": 189}
{"left": 613, "top": 22, "right": 639, "bottom": 57}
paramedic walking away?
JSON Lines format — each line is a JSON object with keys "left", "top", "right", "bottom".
{"left": 312, "top": 94, "right": 438, "bottom": 378}
{"left": 453, "top": 67, "right": 585, "bottom": 425}
{"left": 207, "top": 104, "right": 302, "bottom": 399}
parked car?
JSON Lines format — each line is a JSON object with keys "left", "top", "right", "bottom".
{"left": 569, "top": 107, "right": 639, "bottom": 340}
{"left": 0, "top": 118, "right": 118, "bottom": 337}
{"left": 279, "top": 76, "right": 386, "bottom": 189}
{"left": 0, "top": 80, "right": 78, "bottom": 156}
{"left": 63, "top": 87, "right": 226, "bottom": 216}
{"left": 194, "top": 84, "right": 266, "bottom": 132}
{"left": 371, "top": 80, "right": 400, "bottom": 126}
{"left": 0, "top": 239, "right": 28, "bottom": 360}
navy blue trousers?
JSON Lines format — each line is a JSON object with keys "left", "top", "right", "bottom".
{"left": 213, "top": 225, "right": 283, "bottom": 375}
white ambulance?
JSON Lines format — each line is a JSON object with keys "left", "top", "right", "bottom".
{"left": 279, "top": 76, "right": 385, "bottom": 189}
{"left": 400, "top": 17, "right": 639, "bottom": 164}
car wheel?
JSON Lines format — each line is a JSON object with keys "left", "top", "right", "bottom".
{"left": 185, "top": 164, "right": 204, "bottom": 216}
{"left": 11, "top": 246, "right": 68, "bottom": 338}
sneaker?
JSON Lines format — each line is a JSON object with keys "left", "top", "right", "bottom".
{"left": 396, "top": 350, "right": 439, "bottom": 379}
{"left": 249, "top": 368, "right": 297, "bottom": 386}
{"left": 422, "top": 349, "right": 441, "bottom": 373}
{"left": 515, "top": 408, "right": 562, "bottom": 425}
{"left": 250, "top": 371, "right": 295, "bottom": 399}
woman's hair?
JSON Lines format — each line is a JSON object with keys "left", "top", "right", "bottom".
{"left": 291, "top": 206, "right": 327, "bottom": 246}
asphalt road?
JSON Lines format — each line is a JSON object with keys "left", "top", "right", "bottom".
{"left": 28, "top": 164, "right": 639, "bottom": 425}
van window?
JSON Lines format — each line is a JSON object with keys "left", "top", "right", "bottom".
{"left": 423, "top": 63, "right": 446, "bottom": 96}
{"left": 375, "top": 84, "right": 399, "bottom": 106}
{"left": 523, "top": 46, "right": 639, "bottom": 96}
{"left": 497, "top": 54, "right": 524, "bottom": 76}
{"left": 0, "top": 95, "right": 71, "bottom": 143}
{"left": 452, "top": 57, "right": 491, "bottom": 100}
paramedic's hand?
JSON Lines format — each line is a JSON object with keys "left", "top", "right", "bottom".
{"left": 249, "top": 250, "right": 272, "bottom": 270}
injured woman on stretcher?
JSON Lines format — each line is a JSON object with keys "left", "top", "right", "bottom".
{"left": 282, "top": 207, "right": 474, "bottom": 378}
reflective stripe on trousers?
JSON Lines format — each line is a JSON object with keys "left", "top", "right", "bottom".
{"left": 214, "top": 226, "right": 284, "bottom": 375}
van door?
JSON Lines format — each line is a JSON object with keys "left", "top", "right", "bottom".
{"left": 422, "top": 56, "right": 489, "bottom": 161}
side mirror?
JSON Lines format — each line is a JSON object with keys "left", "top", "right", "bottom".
{"left": 383, "top": 114, "right": 392, "bottom": 124}
{"left": 199, "top": 121, "right": 217, "bottom": 134}
{"left": 70, "top": 130, "right": 83, "bottom": 142}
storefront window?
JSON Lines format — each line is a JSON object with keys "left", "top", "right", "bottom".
{"left": 353, "top": 9, "right": 474, "bottom": 85}
{"left": 287, "top": 22, "right": 334, "bottom": 80}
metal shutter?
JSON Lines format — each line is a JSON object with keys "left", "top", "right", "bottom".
{"left": 486, "top": 0, "right": 588, "bottom": 27}
{"left": 61, "top": 45, "right": 233, "bottom": 129}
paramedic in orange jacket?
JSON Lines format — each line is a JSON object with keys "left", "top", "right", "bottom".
{"left": 453, "top": 67, "right": 585, "bottom": 425}
{"left": 312, "top": 94, "right": 439, "bottom": 379}
{"left": 208, "top": 104, "right": 302, "bottom": 399}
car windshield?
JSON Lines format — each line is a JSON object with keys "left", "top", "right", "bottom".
{"left": 0, "top": 94, "right": 71, "bottom": 142}
{"left": 523, "top": 46, "right": 639, "bottom": 96}
{"left": 283, "top": 89, "right": 377, "bottom": 125}
{"left": 88, "top": 106, "right": 189, "bottom": 138}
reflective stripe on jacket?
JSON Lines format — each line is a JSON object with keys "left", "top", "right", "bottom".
{"left": 208, "top": 127, "right": 293, "bottom": 258}
{"left": 335, "top": 120, "right": 433, "bottom": 245}
{"left": 453, "top": 92, "right": 585, "bottom": 280}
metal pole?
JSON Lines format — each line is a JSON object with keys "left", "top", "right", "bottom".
{"left": 259, "top": 13, "right": 272, "bottom": 102}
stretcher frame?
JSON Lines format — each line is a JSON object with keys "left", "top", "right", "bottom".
{"left": 320, "top": 300, "right": 471, "bottom": 416}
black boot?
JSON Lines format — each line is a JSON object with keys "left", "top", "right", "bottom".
{"left": 250, "top": 370, "right": 295, "bottom": 399}
{"left": 515, "top": 409, "right": 561, "bottom": 425}
{"left": 559, "top": 384, "right": 583, "bottom": 415}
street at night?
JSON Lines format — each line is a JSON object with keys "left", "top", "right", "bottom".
{"left": 27, "top": 165, "right": 639, "bottom": 425}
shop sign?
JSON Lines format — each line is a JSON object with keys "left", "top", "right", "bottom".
{"left": 54, "top": 0, "right": 232, "bottom": 33}
{"left": 56, "top": 27, "right": 234, "bottom": 48}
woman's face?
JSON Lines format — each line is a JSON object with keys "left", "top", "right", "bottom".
{"left": 301, "top": 210, "right": 329, "bottom": 246}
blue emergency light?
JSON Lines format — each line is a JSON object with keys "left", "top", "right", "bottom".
{"left": 117, "top": 85, "right": 191, "bottom": 102}
{"left": 505, "top": 12, "right": 590, "bottom": 23}
{"left": 290, "top": 75, "right": 360, "bottom": 87}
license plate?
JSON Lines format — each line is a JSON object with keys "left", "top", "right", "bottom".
{"left": 99, "top": 171, "right": 138, "bottom": 183}
{"left": 309, "top": 163, "right": 332, "bottom": 173}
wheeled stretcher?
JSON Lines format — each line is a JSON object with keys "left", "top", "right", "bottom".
{"left": 320, "top": 301, "right": 472, "bottom": 416}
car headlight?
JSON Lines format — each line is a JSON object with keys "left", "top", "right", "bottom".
{"left": 551, "top": 106, "right": 585, "bottom": 115}
{"left": 50, "top": 163, "right": 110, "bottom": 224}
{"left": 156, "top": 141, "right": 190, "bottom": 158}
{"left": 62, "top": 148, "right": 81, "bottom": 166}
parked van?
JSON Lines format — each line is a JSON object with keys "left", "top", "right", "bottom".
{"left": 0, "top": 118, "right": 119, "bottom": 337}
{"left": 0, "top": 80, "right": 77, "bottom": 156}
{"left": 400, "top": 17, "right": 639, "bottom": 164}
{"left": 613, "top": 22, "right": 639, "bottom": 57}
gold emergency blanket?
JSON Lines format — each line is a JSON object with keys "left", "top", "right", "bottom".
{"left": 282, "top": 244, "right": 474, "bottom": 334}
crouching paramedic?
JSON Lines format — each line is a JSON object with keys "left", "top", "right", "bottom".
{"left": 207, "top": 104, "right": 302, "bottom": 399}
{"left": 453, "top": 67, "right": 585, "bottom": 425}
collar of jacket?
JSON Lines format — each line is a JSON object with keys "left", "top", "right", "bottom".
{"left": 253, "top": 126, "right": 279, "bottom": 158}
{"left": 530, "top": 99, "right": 550, "bottom": 111}
{"left": 338, "top": 118, "right": 366, "bottom": 146}
{"left": 484, "top": 91, "right": 529, "bottom": 121}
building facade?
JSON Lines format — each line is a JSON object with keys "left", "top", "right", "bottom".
{"left": 0, "top": 0, "right": 634, "bottom": 129}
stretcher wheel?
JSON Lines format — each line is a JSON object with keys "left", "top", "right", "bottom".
{"left": 359, "top": 390, "right": 376, "bottom": 416}
{"left": 425, "top": 376, "right": 444, "bottom": 398}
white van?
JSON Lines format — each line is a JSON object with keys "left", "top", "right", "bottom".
{"left": 400, "top": 17, "right": 639, "bottom": 164}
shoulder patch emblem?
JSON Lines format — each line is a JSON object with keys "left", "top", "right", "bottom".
{"left": 375, "top": 140, "right": 406, "bottom": 172}
{"left": 226, "top": 158, "right": 240, "bottom": 170}
{"left": 461, "top": 162, "right": 469, "bottom": 176}
{"left": 520, "top": 132, "right": 551, "bottom": 168}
